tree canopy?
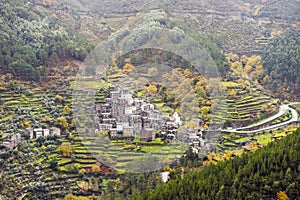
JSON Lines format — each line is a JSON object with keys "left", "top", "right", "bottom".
{"left": 0, "top": 0, "right": 93, "bottom": 80}
{"left": 261, "top": 29, "right": 300, "bottom": 99}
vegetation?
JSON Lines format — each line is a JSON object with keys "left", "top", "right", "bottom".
{"left": 262, "top": 29, "right": 300, "bottom": 100}
{"left": 133, "top": 128, "right": 300, "bottom": 200}
{"left": 0, "top": 0, "right": 93, "bottom": 80}
{"left": 0, "top": 0, "right": 299, "bottom": 199}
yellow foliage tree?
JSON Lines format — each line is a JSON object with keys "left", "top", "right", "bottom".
{"left": 63, "top": 105, "right": 71, "bottom": 114}
{"left": 64, "top": 65, "right": 70, "bottom": 71}
{"left": 203, "top": 152, "right": 217, "bottom": 166}
{"left": 183, "top": 69, "right": 192, "bottom": 77}
{"left": 231, "top": 61, "right": 243, "bottom": 71}
{"left": 55, "top": 95, "right": 64, "bottom": 103}
{"left": 223, "top": 151, "right": 233, "bottom": 160}
{"left": 147, "top": 84, "right": 158, "bottom": 95}
{"left": 64, "top": 193, "right": 76, "bottom": 200}
{"left": 122, "top": 63, "right": 135, "bottom": 73}
{"left": 240, "top": 55, "right": 248, "bottom": 64}
{"left": 38, "top": 66, "right": 43, "bottom": 71}
{"left": 79, "top": 168, "right": 86, "bottom": 174}
{"left": 256, "top": 64, "right": 263, "bottom": 72}
{"left": 277, "top": 191, "right": 289, "bottom": 200}
{"left": 244, "top": 65, "right": 253, "bottom": 74}
{"left": 91, "top": 165, "right": 101, "bottom": 174}
{"left": 229, "top": 90, "right": 237, "bottom": 97}
{"left": 262, "top": 104, "right": 269, "bottom": 112}
{"left": 57, "top": 144, "right": 74, "bottom": 157}
{"left": 0, "top": 86, "right": 6, "bottom": 91}
{"left": 22, "top": 120, "right": 31, "bottom": 128}
{"left": 55, "top": 116, "right": 68, "bottom": 130}
{"left": 44, "top": 116, "right": 51, "bottom": 122}
{"left": 200, "top": 106, "right": 210, "bottom": 121}
{"left": 262, "top": 75, "right": 270, "bottom": 84}
{"left": 41, "top": 145, "right": 47, "bottom": 151}
{"left": 244, "top": 80, "right": 251, "bottom": 87}
{"left": 196, "top": 77, "right": 206, "bottom": 87}
{"left": 227, "top": 53, "right": 239, "bottom": 62}
{"left": 246, "top": 55, "right": 261, "bottom": 67}
{"left": 102, "top": 130, "right": 109, "bottom": 136}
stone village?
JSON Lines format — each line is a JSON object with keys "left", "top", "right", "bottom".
{"left": 94, "top": 86, "right": 207, "bottom": 151}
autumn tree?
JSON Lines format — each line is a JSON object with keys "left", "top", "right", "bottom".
{"left": 64, "top": 65, "right": 70, "bottom": 72}
{"left": 54, "top": 116, "right": 69, "bottom": 130}
{"left": 44, "top": 116, "right": 51, "bottom": 122}
{"left": 41, "top": 145, "right": 47, "bottom": 151}
{"left": 123, "top": 63, "right": 135, "bottom": 73}
{"left": 79, "top": 168, "right": 86, "bottom": 175}
{"left": 229, "top": 90, "right": 237, "bottom": 97}
{"left": 231, "top": 61, "right": 243, "bottom": 72}
{"left": 147, "top": 84, "right": 158, "bottom": 95}
{"left": 91, "top": 165, "right": 101, "bottom": 175}
{"left": 277, "top": 191, "right": 289, "bottom": 200}
{"left": 227, "top": 53, "right": 239, "bottom": 62}
{"left": 55, "top": 95, "right": 64, "bottom": 104}
{"left": 200, "top": 106, "right": 210, "bottom": 121}
{"left": 57, "top": 144, "right": 74, "bottom": 157}
{"left": 244, "top": 65, "right": 252, "bottom": 74}
{"left": 262, "top": 75, "right": 270, "bottom": 84}
{"left": 63, "top": 105, "right": 71, "bottom": 114}
{"left": 246, "top": 55, "right": 261, "bottom": 67}
{"left": 22, "top": 120, "right": 31, "bottom": 128}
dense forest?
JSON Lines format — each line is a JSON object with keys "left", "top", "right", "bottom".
{"left": 132, "top": 128, "right": 300, "bottom": 200}
{"left": 0, "top": 0, "right": 93, "bottom": 80}
{"left": 262, "top": 29, "right": 300, "bottom": 100}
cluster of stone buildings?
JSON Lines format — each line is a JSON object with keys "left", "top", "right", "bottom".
{"left": 187, "top": 118, "right": 206, "bottom": 151}
{"left": 95, "top": 87, "right": 181, "bottom": 142}
{"left": 2, "top": 127, "right": 61, "bottom": 149}
{"left": 26, "top": 127, "right": 61, "bottom": 139}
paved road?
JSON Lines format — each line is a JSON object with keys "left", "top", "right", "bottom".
{"left": 222, "top": 104, "right": 299, "bottom": 134}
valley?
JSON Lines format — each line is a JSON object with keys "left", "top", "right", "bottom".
{"left": 0, "top": 0, "right": 299, "bottom": 199}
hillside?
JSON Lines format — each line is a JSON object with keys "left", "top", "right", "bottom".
{"left": 0, "top": 0, "right": 93, "bottom": 80}
{"left": 133, "top": 128, "right": 300, "bottom": 200}
{"left": 1, "top": 0, "right": 299, "bottom": 79}
{"left": 0, "top": 0, "right": 299, "bottom": 199}
{"left": 261, "top": 29, "right": 300, "bottom": 101}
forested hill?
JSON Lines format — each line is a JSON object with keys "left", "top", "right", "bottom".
{"left": 261, "top": 29, "right": 300, "bottom": 100}
{"left": 0, "top": 0, "right": 93, "bottom": 80}
{"left": 133, "top": 128, "right": 300, "bottom": 200}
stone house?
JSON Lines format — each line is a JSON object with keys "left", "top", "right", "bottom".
{"left": 2, "top": 133, "right": 21, "bottom": 149}
{"left": 32, "top": 128, "right": 49, "bottom": 138}
{"left": 140, "top": 128, "right": 156, "bottom": 142}
{"left": 28, "top": 127, "right": 61, "bottom": 139}
{"left": 109, "top": 128, "right": 118, "bottom": 139}
{"left": 50, "top": 127, "right": 61, "bottom": 136}
{"left": 123, "top": 126, "right": 134, "bottom": 137}
{"left": 99, "top": 123, "right": 113, "bottom": 131}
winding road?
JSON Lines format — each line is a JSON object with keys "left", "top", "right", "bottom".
{"left": 222, "top": 104, "right": 299, "bottom": 134}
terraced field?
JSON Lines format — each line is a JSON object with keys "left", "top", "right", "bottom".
{"left": 217, "top": 126, "right": 297, "bottom": 154}
{"left": 220, "top": 82, "right": 278, "bottom": 127}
